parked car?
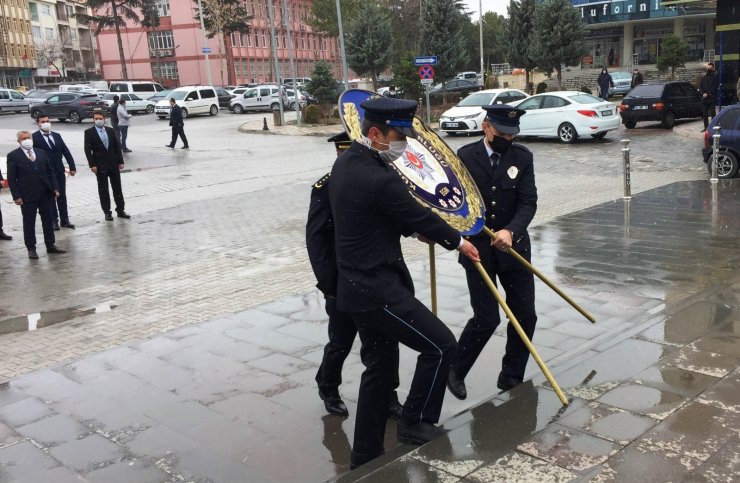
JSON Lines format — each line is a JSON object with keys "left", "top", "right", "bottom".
{"left": 439, "top": 88, "right": 529, "bottom": 135}
{"left": 100, "top": 93, "right": 155, "bottom": 114}
{"left": 0, "top": 87, "right": 31, "bottom": 113}
{"left": 512, "top": 91, "right": 620, "bottom": 143}
{"left": 29, "top": 92, "right": 107, "bottom": 123}
{"left": 607, "top": 71, "right": 632, "bottom": 97}
{"left": 701, "top": 104, "right": 740, "bottom": 179}
{"left": 284, "top": 77, "right": 311, "bottom": 88}
{"left": 154, "top": 86, "right": 220, "bottom": 119}
{"left": 283, "top": 88, "right": 307, "bottom": 110}
{"left": 619, "top": 81, "right": 702, "bottom": 129}
{"left": 109, "top": 81, "right": 166, "bottom": 100}
{"left": 147, "top": 89, "right": 172, "bottom": 105}
{"left": 25, "top": 90, "right": 56, "bottom": 109}
{"left": 428, "top": 79, "right": 479, "bottom": 98}
{"left": 215, "top": 87, "right": 235, "bottom": 108}
{"left": 227, "top": 86, "right": 250, "bottom": 97}
{"left": 229, "top": 85, "right": 282, "bottom": 113}
{"left": 455, "top": 71, "right": 483, "bottom": 85}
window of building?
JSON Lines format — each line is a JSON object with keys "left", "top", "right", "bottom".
{"left": 156, "top": 0, "right": 170, "bottom": 17}
{"left": 254, "top": 32, "right": 259, "bottom": 48}
{"left": 261, "top": 33, "right": 266, "bottom": 48}
{"left": 70, "top": 29, "right": 77, "bottom": 40}
{"left": 29, "top": 2, "right": 38, "bottom": 21}
{"left": 148, "top": 30, "right": 174, "bottom": 50}
{"left": 32, "top": 25, "right": 41, "bottom": 38}
{"left": 45, "top": 27, "right": 54, "bottom": 39}
{"left": 246, "top": 33, "right": 252, "bottom": 47}
{"left": 66, "top": 5, "right": 74, "bottom": 19}
{"left": 151, "top": 61, "right": 179, "bottom": 79}
{"left": 40, "top": 4, "right": 50, "bottom": 15}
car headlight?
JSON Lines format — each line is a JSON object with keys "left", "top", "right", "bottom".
{"left": 440, "top": 116, "right": 450, "bottom": 121}
{"left": 461, "top": 114, "right": 479, "bottom": 120}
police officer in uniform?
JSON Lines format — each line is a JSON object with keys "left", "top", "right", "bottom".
{"left": 328, "top": 98, "right": 480, "bottom": 468}
{"left": 306, "top": 132, "right": 402, "bottom": 419}
{"left": 447, "top": 104, "right": 538, "bottom": 400}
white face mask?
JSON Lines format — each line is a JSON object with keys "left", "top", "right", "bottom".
{"left": 40, "top": 122, "right": 51, "bottom": 132}
{"left": 94, "top": 120, "right": 105, "bottom": 128}
{"left": 20, "top": 139, "right": 33, "bottom": 150}
{"left": 376, "top": 139, "right": 408, "bottom": 162}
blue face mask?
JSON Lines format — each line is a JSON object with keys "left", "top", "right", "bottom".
{"left": 94, "top": 120, "right": 105, "bottom": 128}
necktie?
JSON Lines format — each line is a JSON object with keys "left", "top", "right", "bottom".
{"left": 490, "top": 152, "right": 500, "bottom": 172}
{"left": 44, "top": 133, "right": 55, "bottom": 147}
{"left": 99, "top": 128, "right": 109, "bottom": 149}
{"left": 25, "top": 149, "right": 35, "bottom": 161}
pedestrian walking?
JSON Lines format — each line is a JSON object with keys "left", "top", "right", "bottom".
{"left": 83, "top": 111, "right": 130, "bottom": 221}
{"left": 0, "top": 169, "right": 12, "bottom": 241}
{"left": 306, "top": 131, "right": 401, "bottom": 419}
{"left": 116, "top": 99, "right": 132, "bottom": 153}
{"left": 166, "top": 98, "right": 189, "bottom": 149}
{"left": 32, "top": 115, "right": 76, "bottom": 230}
{"left": 597, "top": 67, "right": 614, "bottom": 101}
{"left": 110, "top": 95, "right": 121, "bottom": 142}
{"left": 447, "top": 105, "right": 538, "bottom": 401}
{"left": 328, "top": 98, "right": 479, "bottom": 468}
{"left": 608, "top": 47, "right": 615, "bottom": 67}
{"left": 699, "top": 62, "right": 719, "bottom": 132}
{"left": 6, "top": 131, "right": 66, "bottom": 259}
{"left": 630, "top": 67, "right": 644, "bottom": 89}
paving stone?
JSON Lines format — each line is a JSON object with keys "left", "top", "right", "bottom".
{"left": 174, "top": 446, "right": 277, "bottom": 483}
{"left": 16, "top": 413, "right": 90, "bottom": 446}
{"left": 358, "top": 455, "right": 464, "bottom": 483}
{"left": 597, "top": 383, "right": 688, "bottom": 420}
{"left": 683, "top": 437, "right": 740, "bottom": 483}
{"left": 247, "top": 352, "right": 316, "bottom": 377}
{"left": 635, "top": 301, "right": 735, "bottom": 347}
{"left": 0, "top": 464, "right": 82, "bottom": 483}
{"left": 0, "top": 440, "right": 61, "bottom": 478}
{"left": 690, "top": 333, "right": 740, "bottom": 358}
{"left": 558, "top": 401, "right": 657, "bottom": 445}
{"left": 48, "top": 433, "right": 126, "bottom": 472}
{"left": 580, "top": 442, "right": 703, "bottom": 482}
{"left": 696, "top": 370, "right": 740, "bottom": 414}
{"left": 0, "top": 421, "right": 22, "bottom": 448}
{"left": 143, "top": 401, "right": 226, "bottom": 434}
{"left": 0, "top": 397, "right": 54, "bottom": 427}
{"left": 662, "top": 347, "right": 738, "bottom": 378}
{"left": 123, "top": 424, "right": 199, "bottom": 457}
{"left": 632, "top": 362, "right": 720, "bottom": 397}
{"left": 468, "top": 451, "right": 577, "bottom": 483}
{"left": 84, "top": 458, "right": 169, "bottom": 483}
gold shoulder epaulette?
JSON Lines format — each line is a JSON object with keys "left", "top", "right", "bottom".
{"left": 313, "top": 172, "right": 331, "bottom": 189}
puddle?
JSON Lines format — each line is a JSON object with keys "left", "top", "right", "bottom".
{"left": 0, "top": 303, "right": 117, "bottom": 335}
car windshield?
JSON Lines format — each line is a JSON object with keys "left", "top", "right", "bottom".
{"left": 170, "top": 91, "right": 188, "bottom": 100}
{"left": 153, "top": 89, "right": 171, "bottom": 98}
{"left": 102, "top": 94, "right": 117, "bottom": 100}
{"left": 610, "top": 72, "right": 631, "bottom": 80}
{"left": 28, "top": 90, "right": 53, "bottom": 98}
{"left": 458, "top": 92, "right": 495, "bottom": 107}
{"left": 569, "top": 94, "right": 603, "bottom": 104}
{"left": 627, "top": 85, "right": 664, "bottom": 98}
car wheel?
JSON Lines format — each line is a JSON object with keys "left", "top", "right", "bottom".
{"left": 157, "top": 116, "right": 166, "bottom": 120}
{"left": 591, "top": 132, "right": 607, "bottom": 139}
{"left": 232, "top": 104, "right": 244, "bottom": 114}
{"left": 69, "top": 110, "right": 82, "bottom": 124}
{"left": 290, "top": 102, "right": 298, "bottom": 111}
{"left": 623, "top": 119, "right": 636, "bottom": 129}
{"left": 146, "top": 105, "right": 154, "bottom": 114}
{"left": 707, "top": 150, "right": 739, "bottom": 179}
{"left": 557, "top": 122, "right": 577, "bottom": 144}
{"left": 181, "top": 108, "right": 188, "bottom": 118}
{"left": 209, "top": 105, "right": 218, "bottom": 116}
{"left": 270, "top": 102, "right": 280, "bottom": 111}
{"left": 31, "top": 109, "right": 41, "bottom": 120}
{"left": 661, "top": 111, "right": 675, "bottom": 129}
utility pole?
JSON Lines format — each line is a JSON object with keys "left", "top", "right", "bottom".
{"left": 479, "top": 0, "right": 484, "bottom": 87}
{"left": 335, "top": 0, "right": 349, "bottom": 90}
{"left": 267, "top": 0, "right": 284, "bottom": 125}
{"left": 282, "top": 0, "right": 300, "bottom": 126}
{"left": 196, "top": 0, "right": 213, "bottom": 86}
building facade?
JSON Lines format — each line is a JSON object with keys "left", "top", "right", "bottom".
{"left": 0, "top": 0, "right": 36, "bottom": 88}
{"left": 95, "top": 0, "right": 345, "bottom": 88}
{"left": 567, "top": 0, "right": 716, "bottom": 69}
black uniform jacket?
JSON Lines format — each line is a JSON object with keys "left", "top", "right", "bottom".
{"left": 84, "top": 126, "right": 123, "bottom": 171}
{"left": 456, "top": 139, "right": 537, "bottom": 271}
{"left": 32, "top": 130, "right": 76, "bottom": 173}
{"left": 699, "top": 73, "right": 719, "bottom": 103}
{"left": 306, "top": 172, "right": 337, "bottom": 296}
{"left": 328, "top": 141, "right": 462, "bottom": 313}
{"left": 6, "top": 147, "right": 59, "bottom": 202}
{"left": 169, "top": 105, "right": 184, "bottom": 127}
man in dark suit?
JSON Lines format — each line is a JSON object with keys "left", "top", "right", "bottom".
{"left": 700, "top": 62, "right": 720, "bottom": 132}
{"left": 328, "top": 98, "right": 479, "bottom": 468}
{"left": 307, "top": 132, "right": 402, "bottom": 419}
{"left": 6, "top": 130, "right": 66, "bottom": 259}
{"left": 33, "top": 114, "right": 76, "bottom": 230}
{"left": 166, "top": 98, "right": 189, "bottom": 149}
{"left": 84, "top": 111, "right": 130, "bottom": 221}
{"left": 0, "top": 169, "right": 12, "bottom": 241}
{"left": 447, "top": 105, "right": 538, "bottom": 401}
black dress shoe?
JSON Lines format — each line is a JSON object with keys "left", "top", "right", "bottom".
{"left": 349, "top": 449, "right": 384, "bottom": 470}
{"left": 28, "top": 250, "right": 39, "bottom": 260}
{"left": 46, "top": 245, "right": 66, "bottom": 254}
{"left": 318, "top": 389, "right": 348, "bottom": 417}
{"left": 105, "top": 213, "right": 114, "bottom": 221}
{"left": 181, "top": 145, "right": 189, "bottom": 149}
{"left": 116, "top": 211, "right": 131, "bottom": 219}
{"left": 123, "top": 148, "right": 133, "bottom": 153}
{"left": 497, "top": 373, "right": 522, "bottom": 392}
{"left": 447, "top": 369, "right": 467, "bottom": 400}
{"left": 53, "top": 221, "right": 60, "bottom": 231}
{"left": 387, "top": 391, "right": 403, "bottom": 420}
{"left": 397, "top": 421, "right": 448, "bottom": 445}
{"left": 165, "top": 144, "right": 174, "bottom": 148}
{"left": 0, "top": 231, "right": 11, "bottom": 240}
{"left": 61, "top": 222, "right": 75, "bottom": 230}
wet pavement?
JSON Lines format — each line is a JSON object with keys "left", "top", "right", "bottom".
{"left": 0, "top": 178, "right": 736, "bottom": 482}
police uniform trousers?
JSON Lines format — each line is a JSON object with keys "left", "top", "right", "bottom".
{"left": 51, "top": 171, "right": 70, "bottom": 224}
{"left": 20, "top": 192, "right": 55, "bottom": 250}
{"left": 351, "top": 296, "right": 456, "bottom": 458}
{"left": 95, "top": 168, "right": 125, "bottom": 215}
{"left": 455, "top": 246, "right": 537, "bottom": 383}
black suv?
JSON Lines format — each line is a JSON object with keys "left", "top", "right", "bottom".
{"left": 30, "top": 92, "right": 107, "bottom": 123}
{"left": 619, "top": 81, "right": 702, "bottom": 129}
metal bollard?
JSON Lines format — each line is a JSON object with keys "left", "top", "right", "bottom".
{"left": 262, "top": 117, "right": 268, "bottom": 131}
{"left": 621, "top": 139, "right": 631, "bottom": 200}
{"left": 710, "top": 126, "right": 720, "bottom": 183}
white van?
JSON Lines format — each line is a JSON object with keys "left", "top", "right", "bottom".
{"left": 154, "top": 86, "right": 219, "bottom": 119}
{"left": 109, "top": 81, "right": 165, "bottom": 100}
{"left": 228, "top": 84, "right": 282, "bottom": 113}
{"left": 59, "top": 84, "right": 96, "bottom": 93}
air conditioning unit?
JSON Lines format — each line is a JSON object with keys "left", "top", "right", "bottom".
{"left": 161, "top": 49, "right": 173, "bottom": 57}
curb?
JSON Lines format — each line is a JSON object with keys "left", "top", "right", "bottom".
{"left": 238, "top": 122, "right": 342, "bottom": 137}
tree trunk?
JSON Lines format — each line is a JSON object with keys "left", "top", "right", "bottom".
{"left": 525, "top": 69, "right": 531, "bottom": 94}
{"left": 224, "top": 32, "right": 235, "bottom": 86}
{"left": 111, "top": 0, "right": 128, "bottom": 80}
{"left": 556, "top": 67, "right": 562, "bottom": 90}
{"left": 371, "top": 71, "right": 377, "bottom": 92}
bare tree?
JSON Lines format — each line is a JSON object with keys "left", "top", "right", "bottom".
{"left": 35, "top": 34, "right": 73, "bottom": 81}
{"left": 195, "top": 0, "right": 251, "bottom": 86}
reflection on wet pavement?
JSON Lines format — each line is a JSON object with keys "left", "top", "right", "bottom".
{"left": 0, "top": 303, "right": 116, "bottom": 335}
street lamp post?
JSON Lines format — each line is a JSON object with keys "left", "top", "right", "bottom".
{"left": 281, "top": 0, "right": 300, "bottom": 126}
{"left": 479, "top": 0, "right": 484, "bottom": 87}
{"left": 196, "top": 0, "right": 213, "bottom": 86}
{"left": 267, "top": 0, "right": 284, "bottom": 125}
{"left": 335, "top": 0, "right": 349, "bottom": 91}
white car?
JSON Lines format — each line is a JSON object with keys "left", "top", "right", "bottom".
{"left": 100, "top": 93, "right": 155, "bottom": 114}
{"left": 439, "top": 89, "right": 529, "bottom": 135}
{"left": 512, "top": 91, "right": 620, "bottom": 143}
{"left": 155, "top": 86, "right": 220, "bottom": 119}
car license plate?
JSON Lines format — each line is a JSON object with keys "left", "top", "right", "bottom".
{"left": 634, "top": 105, "right": 648, "bottom": 110}
{"left": 445, "top": 122, "right": 459, "bottom": 127}
{"left": 601, "top": 110, "right": 613, "bottom": 116}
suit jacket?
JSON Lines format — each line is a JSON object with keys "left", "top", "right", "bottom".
{"left": 328, "top": 141, "right": 462, "bottom": 312}
{"left": 32, "top": 130, "right": 76, "bottom": 173}
{"left": 306, "top": 172, "right": 337, "bottom": 296}
{"left": 6, "top": 147, "right": 59, "bottom": 202}
{"left": 457, "top": 139, "right": 537, "bottom": 271}
{"left": 699, "top": 73, "right": 719, "bottom": 102}
{"left": 169, "top": 105, "right": 184, "bottom": 127}
{"left": 84, "top": 125, "right": 123, "bottom": 170}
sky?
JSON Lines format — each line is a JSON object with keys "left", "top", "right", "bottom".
{"left": 462, "top": 0, "right": 510, "bottom": 17}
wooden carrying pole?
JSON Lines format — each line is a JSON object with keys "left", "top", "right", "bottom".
{"left": 429, "top": 245, "right": 438, "bottom": 315}
{"left": 483, "top": 227, "right": 596, "bottom": 324}
{"left": 473, "top": 260, "right": 569, "bottom": 406}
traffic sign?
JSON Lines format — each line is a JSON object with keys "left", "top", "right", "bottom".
{"left": 201, "top": 47, "right": 212, "bottom": 54}
{"left": 415, "top": 56, "right": 438, "bottom": 66}
{"left": 421, "top": 78, "right": 434, "bottom": 86}
{"left": 419, "top": 65, "right": 435, "bottom": 79}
